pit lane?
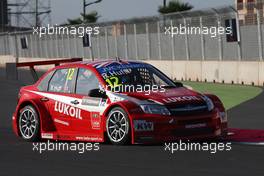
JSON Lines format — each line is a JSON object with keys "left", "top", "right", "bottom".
{"left": 0, "top": 77, "right": 264, "bottom": 176}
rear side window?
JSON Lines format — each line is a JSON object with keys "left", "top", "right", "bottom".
{"left": 76, "top": 68, "right": 100, "bottom": 95}
{"left": 48, "top": 68, "right": 77, "bottom": 93}
{"left": 38, "top": 70, "right": 54, "bottom": 91}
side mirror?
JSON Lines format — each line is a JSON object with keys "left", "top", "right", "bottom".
{"left": 88, "top": 89, "right": 107, "bottom": 98}
{"left": 174, "top": 82, "right": 184, "bottom": 87}
{"left": 183, "top": 85, "right": 193, "bottom": 90}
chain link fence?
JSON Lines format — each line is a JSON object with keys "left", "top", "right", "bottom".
{"left": 0, "top": 4, "right": 264, "bottom": 62}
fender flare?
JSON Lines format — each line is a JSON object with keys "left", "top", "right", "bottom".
{"left": 102, "top": 101, "right": 139, "bottom": 144}
{"left": 205, "top": 93, "right": 225, "bottom": 111}
{"left": 16, "top": 99, "right": 56, "bottom": 135}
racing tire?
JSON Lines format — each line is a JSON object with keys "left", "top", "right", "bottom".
{"left": 18, "top": 105, "right": 40, "bottom": 142}
{"left": 106, "top": 107, "right": 131, "bottom": 145}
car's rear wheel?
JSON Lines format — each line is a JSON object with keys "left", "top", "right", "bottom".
{"left": 106, "top": 107, "right": 130, "bottom": 145}
{"left": 18, "top": 105, "right": 40, "bottom": 142}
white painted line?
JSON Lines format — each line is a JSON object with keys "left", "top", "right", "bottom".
{"left": 231, "top": 142, "right": 264, "bottom": 146}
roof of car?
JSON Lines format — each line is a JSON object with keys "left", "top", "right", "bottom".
{"left": 67, "top": 59, "right": 147, "bottom": 68}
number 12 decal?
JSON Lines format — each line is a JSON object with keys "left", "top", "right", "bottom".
{"left": 105, "top": 76, "right": 121, "bottom": 88}
{"left": 67, "top": 68, "right": 75, "bottom": 80}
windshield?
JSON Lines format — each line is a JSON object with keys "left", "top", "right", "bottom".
{"left": 96, "top": 61, "right": 177, "bottom": 92}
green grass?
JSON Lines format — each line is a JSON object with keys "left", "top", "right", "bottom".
{"left": 182, "top": 81, "right": 263, "bottom": 110}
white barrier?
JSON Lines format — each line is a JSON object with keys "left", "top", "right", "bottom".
{"left": 0, "top": 56, "right": 263, "bottom": 86}
{"left": 147, "top": 60, "right": 264, "bottom": 86}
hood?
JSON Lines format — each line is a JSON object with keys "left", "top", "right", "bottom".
{"left": 106, "top": 87, "right": 212, "bottom": 114}
{"left": 124, "top": 87, "right": 206, "bottom": 106}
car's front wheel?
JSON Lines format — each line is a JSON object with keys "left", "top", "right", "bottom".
{"left": 18, "top": 105, "right": 40, "bottom": 142}
{"left": 106, "top": 107, "right": 130, "bottom": 145}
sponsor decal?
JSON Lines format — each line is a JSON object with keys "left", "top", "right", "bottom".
{"left": 101, "top": 69, "right": 132, "bottom": 80}
{"left": 76, "top": 136, "right": 103, "bottom": 142}
{"left": 54, "top": 118, "right": 69, "bottom": 126}
{"left": 97, "top": 62, "right": 149, "bottom": 73}
{"left": 99, "top": 99, "right": 107, "bottom": 106}
{"left": 28, "top": 90, "right": 108, "bottom": 115}
{"left": 41, "top": 133, "right": 53, "bottom": 139}
{"left": 54, "top": 101, "right": 83, "bottom": 119}
{"left": 91, "top": 112, "right": 101, "bottom": 129}
{"left": 163, "top": 96, "right": 201, "bottom": 103}
{"left": 56, "top": 134, "right": 71, "bottom": 139}
{"left": 82, "top": 97, "right": 101, "bottom": 106}
{"left": 134, "top": 120, "right": 154, "bottom": 132}
{"left": 82, "top": 97, "right": 107, "bottom": 107}
{"left": 107, "top": 92, "right": 125, "bottom": 103}
{"left": 185, "top": 123, "right": 207, "bottom": 129}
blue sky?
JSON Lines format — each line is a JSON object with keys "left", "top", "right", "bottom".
{"left": 51, "top": 0, "right": 234, "bottom": 24}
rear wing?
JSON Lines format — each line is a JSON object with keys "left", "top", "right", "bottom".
{"left": 7, "top": 58, "right": 83, "bottom": 82}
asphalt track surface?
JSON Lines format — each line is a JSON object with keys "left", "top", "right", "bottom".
{"left": 1, "top": 78, "right": 264, "bottom": 176}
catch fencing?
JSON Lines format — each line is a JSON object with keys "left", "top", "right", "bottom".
{"left": 0, "top": 4, "right": 264, "bottom": 62}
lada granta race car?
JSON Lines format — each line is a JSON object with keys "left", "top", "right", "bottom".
{"left": 12, "top": 59, "right": 228, "bottom": 145}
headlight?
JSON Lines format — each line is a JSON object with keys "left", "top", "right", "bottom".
{"left": 219, "top": 111, "right": 227, "bottom": 122}
{"left": 202, "top": 96, "right": 214, "bottom": 111}
{"left": 140, "top": 104, "right": 171, "bottom": 115}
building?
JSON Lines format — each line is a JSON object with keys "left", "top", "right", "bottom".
{"left": 0, "top": 0, "right": 8, "bottom": 29}
{"left": 236, "top": 0, "right": 264, "bottom": 25}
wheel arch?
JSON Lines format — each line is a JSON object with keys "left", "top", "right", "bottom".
{"left": 16, "top": 100, "right": 41, "bottom": 137}
{"left": 16, "top": 99, "right": 56, "bottom": 136}
{"left": 205, "top": 93, "right": 225, "bottom": 111}
{"left": 102, "top": 102, "right": 136, "bottom": 144}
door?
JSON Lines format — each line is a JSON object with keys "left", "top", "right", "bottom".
{"left": 45, "top": 67, "right": 79, "bottom": 133}
{"left": 71, "top": 68, "right": 107, "bottom": 140}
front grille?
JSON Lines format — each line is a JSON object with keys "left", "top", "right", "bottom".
{"left": 178, "top": 118, "right": 212, "bottom": 125}
{"left": 168, "top": 103, "right": 208, "bottom": 116}
{"left": 172, "top": 128, "right": 215, "bottom": 137}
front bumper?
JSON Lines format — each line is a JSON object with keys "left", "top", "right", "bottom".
{"left": 132, "top": 110, "right": 228, "bottom": 144}
{"left": 12, "top": 113, "right": 19, "bottom": 136}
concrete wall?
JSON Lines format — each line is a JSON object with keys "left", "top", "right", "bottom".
{"left": 0, "top": 55, "right": 15, "bottom": 78}
{"left": 0, "top": 56, "right": 60, "bottom": 84}
{"left": 1, "top": 55, "right": 263, "bottom": 86}
{"left": 147, "top": 60, "right": 264, "bottom": 86}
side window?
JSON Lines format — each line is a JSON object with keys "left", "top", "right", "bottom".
{"left": 76, "top": 68, "right": 100, "bottom": 95}
{"left": 48, "top": 68, "right": 77, "bottom": 93}
{"left": 38, "top": 70, "right": 55, "bottom": 91}
{"left": 152, "top": 73, "right": 167, "bottom": 86}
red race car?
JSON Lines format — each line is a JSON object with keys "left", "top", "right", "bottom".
{"left": 12, "top": 59, "right": 228, "bottom": 145}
